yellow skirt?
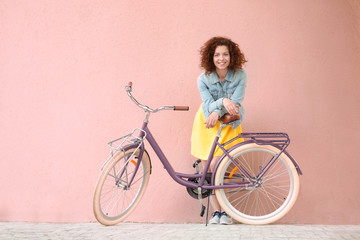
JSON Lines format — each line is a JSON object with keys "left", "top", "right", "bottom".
{"left": 191, "top": 105, "right": 243, "bottom": 160}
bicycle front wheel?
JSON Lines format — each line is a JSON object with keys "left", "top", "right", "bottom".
{"left": 93, "top": 148, "right": 151, "bottom": 226}
{"left": 214, "top": 143, "right": 300, "bottom": 225}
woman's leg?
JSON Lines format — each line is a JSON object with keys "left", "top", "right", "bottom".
{"left": 203, "top": 156, "right": 233, "bottom": 224}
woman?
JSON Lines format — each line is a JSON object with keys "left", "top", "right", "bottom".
{"left": 191, "top": 36, "right": 247, "bottom": 224}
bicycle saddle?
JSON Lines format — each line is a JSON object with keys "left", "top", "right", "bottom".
{"left": 219, "top": 113, "right": 240, "bottom": 124}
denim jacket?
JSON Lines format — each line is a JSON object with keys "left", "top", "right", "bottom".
{"left": 197, "top": 69, "right": 247, "bottom": 129}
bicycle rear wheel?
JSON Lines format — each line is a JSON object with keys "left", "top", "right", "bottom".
{"left": 93, "top": 148, "right": 151, "bottom": 226}
{"left": 214, "top": 143, "right": 300, "bottom": 225}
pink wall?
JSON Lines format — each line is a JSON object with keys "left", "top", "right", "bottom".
{"left": 1, "top": 0, "right": 360, "bottom": 224}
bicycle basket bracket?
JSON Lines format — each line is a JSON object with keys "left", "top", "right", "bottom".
{"left": 101, "top": 128, "right": 146, "bottom": 170}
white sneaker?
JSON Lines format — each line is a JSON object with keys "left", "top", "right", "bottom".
{"left": 209, "top": 211, "right": 221, "bottom": 224}
{"left": 220, "top": 211, "right": 233, "bottom": 225}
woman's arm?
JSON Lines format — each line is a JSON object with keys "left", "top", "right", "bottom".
{"left": 222, "top": 71, "right": 247, "bottom": 115}
{"left": 197, "top": 77, "right": 225, "bottom": 118}
{"left": 229, "top": 71, "right": 247, "bottom": 106}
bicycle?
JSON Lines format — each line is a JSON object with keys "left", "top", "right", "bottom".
{"left": 93, "top": 82, "right": 302, "bottom": 226}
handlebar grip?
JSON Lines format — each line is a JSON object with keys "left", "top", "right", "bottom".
{"left": 174, "top": 106, "right": 189, "bottom": 111}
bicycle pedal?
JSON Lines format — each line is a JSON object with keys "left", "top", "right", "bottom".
{"left": 193, "top": 159, "right": 201, "bottom": 173}
{"left": 192, "top": 159, "right": 201, "bottom": 168}
{"left": 200, "top": 205, "right": 206, "bottom": 217}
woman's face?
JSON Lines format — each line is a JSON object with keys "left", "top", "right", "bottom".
{"left": 213, "top": 45, "right": 230, "bottom": 71}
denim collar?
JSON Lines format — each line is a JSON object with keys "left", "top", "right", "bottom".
{"left": 209, "top": 70, "right": 234, "bottom": 84}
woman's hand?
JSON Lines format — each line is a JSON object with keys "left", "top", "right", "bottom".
{"left": 205, "top": 112, "right": 219, "bottom": 128}
{"left": 223, "top": 98, "right": 239, "bottom": 115}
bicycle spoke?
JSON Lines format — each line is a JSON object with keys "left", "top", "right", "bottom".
{"left": 262, "top": 167, "right": 290, "bottom": 183}
{"left": 105, "top": 187, "right": 126, "bottom": 215}
{"left": 129, "top": 170, "right": 151, "bottom": 186}
{"left": 258, "top": 187, "right": 284, "bottom": 209}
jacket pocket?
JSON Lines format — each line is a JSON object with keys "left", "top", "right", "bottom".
{"left": 210, "top": 89, "right": 219, "bottom": 99}
{"left": 226, "top": 87, "right": 236, "bottom": 98}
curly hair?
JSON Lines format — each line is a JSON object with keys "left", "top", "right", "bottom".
{"left": 200, "top": 36, "right": 247, "bottom": 75}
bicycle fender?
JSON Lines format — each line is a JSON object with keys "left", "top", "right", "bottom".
{"left": 281, "top": 150, "right": 302, "bottom": 175}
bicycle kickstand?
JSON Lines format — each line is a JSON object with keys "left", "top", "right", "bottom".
{"left": 205, "top": 191, "right": 211, "bottom": 226}
{"left": 197, "top": 187, "right": 206, "bottom": 218}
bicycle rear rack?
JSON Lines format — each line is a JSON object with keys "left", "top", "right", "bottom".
{"left": 223, "top": 132, "right": 290, "bottom": 151}
{"left": 101, "top": 128, "right": 146, "bottom": 170}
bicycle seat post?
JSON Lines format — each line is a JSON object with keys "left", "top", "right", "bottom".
{"left": 216, "top": 123, "right": 225, "bottom": 138}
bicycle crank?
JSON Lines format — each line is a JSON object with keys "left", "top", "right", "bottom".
{"left": 186, "top": 175, "right": 212, "bottom": 199}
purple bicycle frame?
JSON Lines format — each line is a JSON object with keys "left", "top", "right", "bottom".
{"left": 123, "top": 121, "right": 302, "bottom": 191}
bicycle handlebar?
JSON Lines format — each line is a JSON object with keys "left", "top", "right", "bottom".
{"left": 125, "top": 82, "right": 189, "bottom": 112}
{"left": 174, "top": 106, "right": 190, "bottom": 111}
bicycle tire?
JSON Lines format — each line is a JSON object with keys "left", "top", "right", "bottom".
{"left": 214, "top": 143, "right": 300, "bottom": 225}
{"left": 93, "top": 148, "right": 151, "bottom": 226}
